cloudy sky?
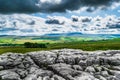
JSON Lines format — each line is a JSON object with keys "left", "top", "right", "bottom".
{"left": 0, "top": 0, "right": 120, "bottom": 36}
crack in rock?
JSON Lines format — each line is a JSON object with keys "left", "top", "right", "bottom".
{"left": 0, "top": 49, "right": 120, "bottom": 80}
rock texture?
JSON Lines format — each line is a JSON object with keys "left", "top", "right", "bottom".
{"left": 0, "top": 49, "right": 120, "bottom": 80}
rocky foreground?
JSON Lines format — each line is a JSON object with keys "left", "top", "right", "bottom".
{"left": 0, "top": 49, "right": 120, "bottom": 80}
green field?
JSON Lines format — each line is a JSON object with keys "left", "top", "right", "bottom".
{"left": 0, "top": 38, "right": 120, "bottom": 54}
{"left": 0, "top": 35, "right": 109, "bottom": 44}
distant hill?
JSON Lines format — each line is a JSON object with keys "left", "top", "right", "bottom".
{"left": 43, "top": 32, "right": 82, "bottom": 37}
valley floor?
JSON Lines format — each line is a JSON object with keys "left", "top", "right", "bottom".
{"left": 0, "top": 38, "right": 120, "bottom": 54}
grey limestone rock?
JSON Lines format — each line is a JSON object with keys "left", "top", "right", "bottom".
{"left": 0, "top": 49, "right": 120, "bottom": 80}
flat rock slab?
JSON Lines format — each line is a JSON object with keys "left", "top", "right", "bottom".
{"left": 0, "top": 49, "right": 120, "bottom": 80}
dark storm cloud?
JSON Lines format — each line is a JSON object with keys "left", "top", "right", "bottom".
{"left": 107, "top": 23, "right": 120, "bottom": 29}
{"left": 45, "top": 18, "right": 64, "bottom": 25}
{"left": 0, "top": 0, "right": 40, "bottom": 13}
{"left": 45, "top": 19, "right": 60, "bottom": 24}
{"left": 0, "top": 0, "right": 120, "bottom": 13}
{"left": 72, "top": 17, "right": 79, "bottom": 22}
{"left": 81, "top": 18, "right": 91, "bottom": 22}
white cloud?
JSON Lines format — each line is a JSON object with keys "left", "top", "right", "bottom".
{"left": 110, "top": 3, "right": 120, "bottom": 9}
{"left": 40, "top": 0, "right": 62, "bottom": 4}
{"left": 0, "top": 14, "right": 120, "bottom": 36}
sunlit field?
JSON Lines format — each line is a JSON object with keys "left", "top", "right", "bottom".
{"left": 0, "top": 38, "right": 120, "bottom": 54}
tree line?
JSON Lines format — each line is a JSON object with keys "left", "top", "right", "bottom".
{"left": 24, "top": 42, "right": 48, "bottom": 48}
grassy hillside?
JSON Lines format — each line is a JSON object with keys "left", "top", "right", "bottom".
{"left": 0, "top": 35, "right": 114, "bottom": 44}
{"left": 0, "top": 38, "right": 120, "bottom": 54}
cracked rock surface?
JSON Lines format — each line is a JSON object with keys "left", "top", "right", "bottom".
{"left": 0, "top": 49, "right": 120, "bottom": 80}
